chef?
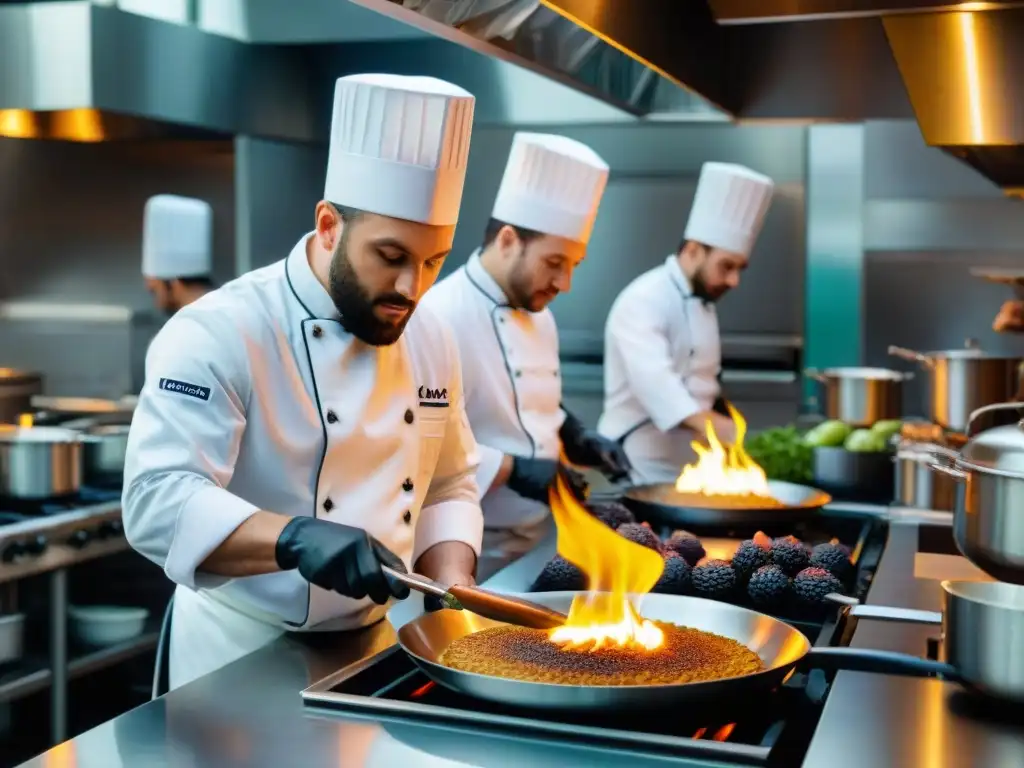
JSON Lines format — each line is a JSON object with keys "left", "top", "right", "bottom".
{"left": 141, "top": 194, "right": 216, "bottom": 315}
{"left": 122, "top": 73, "right": 483, "bottom": 689}
{"left": 598, "top": 162, "right": 775, "bottom": 484}
{"left": 422, "top": 132, "right": 629, "bottom": 578}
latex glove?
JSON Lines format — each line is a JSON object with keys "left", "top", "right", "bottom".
{"left": 507, "top": 456, "right": 589, "bottom": 504}
{"left": 275, "top": 517, "right": 410, "bottom": 604}
{"left": 559, "top": 412, "right": 632, "bottom": 482}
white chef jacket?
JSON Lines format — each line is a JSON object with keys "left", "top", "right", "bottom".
{"left": 598, "top": 255, "right": 721, "bottom": 484}
{"left": 421, "top": 251, "right": 564, "bottom": 529}
{"left": 123, "top": 233, "right": 483, "bottom": 632}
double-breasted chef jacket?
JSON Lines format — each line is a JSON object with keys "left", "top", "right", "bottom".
{"left": 122, "top": 233, "right": 483, "bottom": 631}
{"left": 420, "top": 251, "right": 563, "bottom": 529}
{"left": 597, "top": 255, "right": 721, "bottom": 484}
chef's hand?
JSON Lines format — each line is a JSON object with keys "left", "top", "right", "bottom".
{"left": 275, "top": 518, "right": 410, "bottom": 604}
{"left": 685, "top": 411, "right": 737, "bottom": 446}
{"left": 561, "top": 431, "right": 632, "bottom": 482}
{"left": 416, "top": 541, "right": 477, "bottom": 613}
{"left": 994, "top": 300, "right": 1024, "bottom": 333}
{"left": 508, "top": 456, "right": 589, "bottom": 503}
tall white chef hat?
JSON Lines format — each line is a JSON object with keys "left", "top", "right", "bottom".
{"left": 141, "top": 195, "right": 213, "bottom": 279}
{"left": 491, "top": 132, "right": 609, "bottom": 244}
{"left": 683, "top": 162, "right": 775, "bottom": 257}
{"left": 324, "top": 73, "right": 475, "bottom": 227}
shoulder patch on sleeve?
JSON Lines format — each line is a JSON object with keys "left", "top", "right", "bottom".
{"left": 158, "top": 378, "right": 212, "bottom": 401}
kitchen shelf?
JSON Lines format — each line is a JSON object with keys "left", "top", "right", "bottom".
{"left": 0, "top": 620, "right": 160, "bottom": 705}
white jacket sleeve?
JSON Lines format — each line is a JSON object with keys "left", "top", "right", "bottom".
{"left": 607, "top": 294, "right": 702, "bottom": 432}
{"left": 414, "top": 342, "right": 484, "bottom": 563}
{"left": 122, "top": 313, "right": 259, "bottom": 591}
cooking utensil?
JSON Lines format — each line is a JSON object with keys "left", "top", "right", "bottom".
{"left": 894, "top": 441, "right": 958, "bottom": 511}
{"left": 812, "top": 446, "right": 895, "bottom": 504}
{"left": 907, "top": 401, "right": 1024, "bottom": 584}
{"left": 0, "top": 370, "right": 43, "bottom": 426}
{"left": 382, "top": 566, "right": 567, "bottom": 630}
{"left": 0, "top": 426, "right": 83, "bottom": 500}
{"left": 620, "top": 479, "right": 831, "bottom": 528}
{"left": 391, "top": 590, "right": 956, "bottom": 712}
{"left": 830, "top": 579, "right": 1024, "bottom": 703}
{"left": 804, "top": 367, "right": 908, "bottom": 426}
{"left": 888, "top": 343, "right": 1024, "bottom": 432}
{"left": 76, "top": 423, "right": 130, "bottom": 487}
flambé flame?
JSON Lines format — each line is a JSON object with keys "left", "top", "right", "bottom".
{"left": 675, "top": 403, "right": 770, "bottom": 497}
{"left": 547, "top": 467, "right": 665, "bottom": 651}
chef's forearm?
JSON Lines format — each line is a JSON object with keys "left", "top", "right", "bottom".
{"left": 198, "top": 510, "right": 292, "bottom": 577}
{"left": 491, "top": 454, "right": 513, "bottom": 490}
{"left": 681, "top": 411, "right": 717, "bottom": 434}
{"left": 415, "top": 540, "right": 477, "bottom": 581}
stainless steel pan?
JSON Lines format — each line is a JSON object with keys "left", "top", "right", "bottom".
{"left": 393, "top": 591, "right": 954, "bottom": 712}
{"left": 620, "top": 480, "right": 831, "bottom": 528}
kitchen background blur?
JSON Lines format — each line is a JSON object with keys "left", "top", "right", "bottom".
{"left": 2, "top": 0, "right": 1024, "bottom": 763}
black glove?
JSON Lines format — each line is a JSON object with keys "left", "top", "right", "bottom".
{"left": 275, "top": 517, "right": 410, "bottom": 605}
{"left": 559, "top": 411, "right": 632, "bottom": 483}
{"left": 508, "top": 456, "right": 589, "bottom": 504}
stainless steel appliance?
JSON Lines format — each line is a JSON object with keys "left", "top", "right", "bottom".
{"left": 895, "top": 442, "right": 958, "bottom": 512}
{"left": 0, "top": 426, "right": 83, "bottom": 501}
{"left": 888, "top": 344, "right": 1024, "bottom": 433}
{"left": 805, "top": 367, "right": 907, "bottom": 426}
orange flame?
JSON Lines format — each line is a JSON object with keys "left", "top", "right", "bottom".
{"left": 547, "top": 468, "right": 665, "bottom": 651}
{"left": 675, "top": 403, "right": 770, "bottom": 497}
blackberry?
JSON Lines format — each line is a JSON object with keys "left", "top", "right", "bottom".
{"left": 652, "top": 553, "right": 692, "bottom": 595}
{"left": 793, "top": 567, "right": 844, "bottom": 605}
{"left": 747, "top": 565, "right": 791, "bottom": 608}
{"left": 665, "top": 530, "right": 706, "bottom": 565}
{"left": 731, "top": 531, "right": 773, "bottom": 582}
{"left": 691, "top": 559, "right": 736, "bottom": 600}
{"left": 771, "top": 535, "right": 809, "bottom": 576}
{"left": 617, "top": 522, "right": 662, "bottom": 551}
{"left": 587, "top": 501, "right": 635, "bottom": 530}
{"left": 531, "top": 556, "right": 586, "bottom": 592}
{"left": 809, "top": 541, "right": 853, "bottom": 580}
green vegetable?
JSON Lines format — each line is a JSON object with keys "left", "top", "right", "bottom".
{"left": 745, "top": 425, "right": 813, "bottom": 484}
{"left": 870, "top": 419, "right": 903, "bottom": 441}
{"left": 844, "top": 428, "right": 888, "bottom": 452}
{"left": 803, "top": 419, "right": 853, "bottom": 448}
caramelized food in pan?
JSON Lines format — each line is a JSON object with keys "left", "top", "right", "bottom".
{"left": 440, "top": 623, "right": 764, "bottom": 686}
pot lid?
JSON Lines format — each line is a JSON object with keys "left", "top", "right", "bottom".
{"left": 960, "top": 423, "right": 1024, "bottom": 475}
{"left": 820, "top": 367, "right": 907, "bottom": 380}
{"left": 0, "top": 425, "right": 81, "bottom": 443}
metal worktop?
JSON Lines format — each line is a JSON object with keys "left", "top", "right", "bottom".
{"left": 19, "top": 504, "right": 1024, "bottom": 767}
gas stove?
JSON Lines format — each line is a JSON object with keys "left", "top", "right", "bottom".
{"left": 303, "top": 508, "right": 887, "bottom": 765}
{"left": 0, "top": 487, "right": 125, "bottom": 583}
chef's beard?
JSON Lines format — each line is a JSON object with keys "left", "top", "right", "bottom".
{"left": 690, "top": 263, "right": 728, "bottom": 303}
{"left": 327, "top": 234, "right": 415, "bottom": 346}
{"left": 506, "top": 246, "right": 555, "bottom": 313}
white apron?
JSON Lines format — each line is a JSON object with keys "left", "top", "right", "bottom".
{"left": 598, "top": 255, "right": 721, "bottom": 484}
{"left": 124, "top": 234, "right": 482, "bottom": 689}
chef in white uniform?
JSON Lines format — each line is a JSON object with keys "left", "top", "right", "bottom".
{"left": 122, "top": 73, "right": 483, "bottom": 689}
{"left": 598, "top": 162, "right": 775, "bottom": 484}
{"left": 422, "top": 132, "right": 629, "bottom": 578}
{"left": 141, "top": 194, "right": 216, "bottom": 315}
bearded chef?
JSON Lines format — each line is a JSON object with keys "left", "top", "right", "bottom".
{"left": 422, "top": 133, "right": 630, "bottom": 578}
{"left": 122, "top": 73, "right": 483, "bottom": 689}
{"left": 141, "top": 194, "right": 216, "bottom": 315}
{"left": 598, "top": 162, "right": 775, "bottom": 484}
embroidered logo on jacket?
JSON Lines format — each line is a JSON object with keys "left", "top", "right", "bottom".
{"left": 159, "top": 378, "right": 211, "bottom": 401}
{"left": 418, "top": 385, "right": 449, "bottom": 408}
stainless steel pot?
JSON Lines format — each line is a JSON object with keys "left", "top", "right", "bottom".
{"left": 894, "top": 441, "right": 959, "bottom": 511}
{"left": 0, "top": 370, "right": 43, "bottom": 426}
{"left": 0, "top": 426, "right": 83, "bottom": 500}
{"left": 889, "top": 342, "right": 1024, "bottom": 432}
{"left": 804, "top": 367, "right": 908, "bottom": 426}
{"left": 64, "top": 418, "right": 130, "bottom": 487}
{"left": 910, "top": 401, "right": 1024, "bottom": 584}
{"left": 812, "top": 446, "right": 895, "bottom": 504}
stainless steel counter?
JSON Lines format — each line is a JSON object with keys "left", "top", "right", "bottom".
{"left": 19, "top": 505, "right": 1024, "bottom": 767}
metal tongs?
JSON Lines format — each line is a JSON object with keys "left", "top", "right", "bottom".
{"left": 382, "top": 565, "right": 567, "bottom": 630}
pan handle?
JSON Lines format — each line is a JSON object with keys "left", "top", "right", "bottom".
{"left": 802, "top": 647, "right": 961, "bottom": 682}
{"left": 826, "top": 593, "right": 943, "bottom": 625}
{"left": 887, "top": 345, "right": 935, "bottom": 368}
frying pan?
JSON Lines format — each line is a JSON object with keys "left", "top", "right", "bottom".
{"left": 618, "top": 479, "right": 832, "bottom": 529}
{"left": 393, "top": 591, "right": 952, "bottom": 712}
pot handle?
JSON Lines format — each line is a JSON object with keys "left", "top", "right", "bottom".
{"left": 803, "top": 368, "right": 827, "bottom": 383}
{"left": 802, "top": 647, "right": 961, "bottom": 682}
{"left": 894, "top": 443, "right": 967, "bottom": 481}
{"left": 965, "top": 401, "right": 1024, "bottom": 438}
{"left": 887, "top": 345, "right": 934, "bottom": 368}
{"left": 826, "top": 593, "right": 943, "bottom": 625}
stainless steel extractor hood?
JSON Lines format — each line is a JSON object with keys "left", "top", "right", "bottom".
{"left": 0, "top": 1, "right": 318, "bottom": 142}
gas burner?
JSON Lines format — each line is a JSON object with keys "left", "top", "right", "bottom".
{"left": 0, "top": 486, "right": 122, "bottom": 517}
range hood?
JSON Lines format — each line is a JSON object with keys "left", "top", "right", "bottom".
{"left": 537, "top": 0, "right": 1024, "bottom": 195}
